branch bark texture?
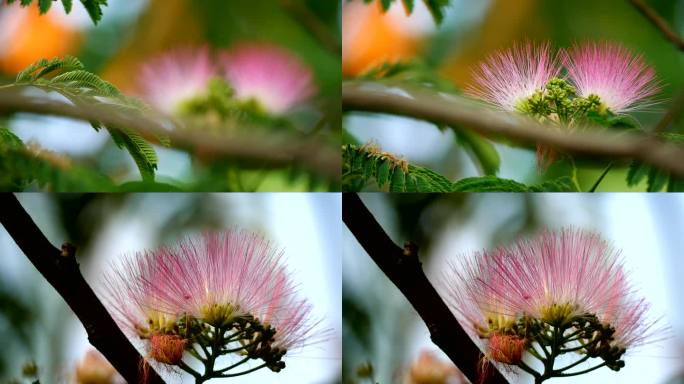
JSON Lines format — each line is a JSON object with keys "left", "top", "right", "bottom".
{"left": 342, "top": 193, "right": 508, "bottom": 384}
{"left": 0, "top": 87, "right": 340, "bottom": 182}
{"left": 0, "top": 194, "right": 165, "bottom": 384}
{"left": 343, "top": 82, "right": 684, "bottom": 177}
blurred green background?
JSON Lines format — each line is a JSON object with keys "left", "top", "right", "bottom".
{"left": 0, "top": 0, "right": 341, "bottom": 191}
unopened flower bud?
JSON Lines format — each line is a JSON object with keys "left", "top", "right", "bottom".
{"left": 74, "top": 350, "right": 119, "bottom": 384}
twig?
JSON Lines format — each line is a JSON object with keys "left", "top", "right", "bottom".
{"left": 629, "top": 0, "right": 684, "bottom": 52}
{"left": 279, "top": 0, "right": 341, "bottom": 53}
{"left": 342, "top": 193, "right": 508, "bottom": 384}
{"left": 342, "top": 82, "right": 684, "bottom": 177}
{"left": 0, "top": 194, "right": 165, "bottom": 384}
{"left": 654, "top": 89, "right": 684, "bottom": 132}
{"left": 0, "top": 87, "right": 340, "bottom": 182}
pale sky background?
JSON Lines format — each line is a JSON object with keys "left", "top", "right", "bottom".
{"left": 344, "top": 193, "right": 684, "bottom": 384}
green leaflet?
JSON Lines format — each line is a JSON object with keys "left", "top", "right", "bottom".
{"left": 626, "top": 132, "right": 684, "bottom": 192}
{"left": 13, "top": 56, "right": 159, "bottom": 182}
{"left": 452, "top": 176, "right": 577, "bottom": 192}
{"left": 16, "top": 56, "right": 84, "bottom": 83}
{"left": 363, "top": 0, "right": 449, "bottom": 23}
{"left": 342, "top": 144, "right": 452, "bottom": 192}
{"left": 4, "top": 0, "right": 107, "bottom": 24}
{"left": 359, "top": 61, "right": 459, "bottom": 93}
{"left": 401, "top": 0, "right": 414, "bottom": 13}
{"left": 106, "top": 128, "right": 158, "bottom": 183}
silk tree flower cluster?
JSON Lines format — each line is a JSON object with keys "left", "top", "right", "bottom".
{"left": 103, "top": 231, "right": 319, "bottom": 383}
{"left": 467, "top": 41, "right": 659, "bottom": 119}
{"left": 467, "top": 41, "right": 659, "bottom": 167}
{"left": 137, "top": 44, "right": 316, "bottom": 117}
{"left": 442, "top": 229, "right": 655, "bottom": 383}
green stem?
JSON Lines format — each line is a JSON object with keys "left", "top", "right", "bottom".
{"left": 553, "top": 354, "right": 591, "bottom": 374}
{"left": 221, "top": 340, "right": 260, "bottom": 355}
{"left": 215, "top": 356, "right": 251, "bottom": 374}
{"left": 560, "top": 337, "right": 600, "bottom": 353}
{"left": 589, "top": 162, "right": 614, "bottom": 192}
{"left": 557, "top": 362, "right": 607, "bottom": 377}
{"left": 177, "top": 360, "right": 202, "bottom": 379}
{"left": 518, "top": 360, "right": 541, "bottom": 379}
{"left": 218, "top": 363, "right": 269, "bottom": 378}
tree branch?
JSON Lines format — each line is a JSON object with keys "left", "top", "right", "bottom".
{"left": 0, "top": 87, "right": 340, "bottom": 182}
{"left": 342, "top": 193, "right": 508, "bottom": 384}
{"left": 342, "top": 81, "right": 684, "bottom": 177}
{"left": 629, "top": 0, "right": 684, "bottom": 52}
{"left": 0, "top": 194, "right": 165, "bottom": 384}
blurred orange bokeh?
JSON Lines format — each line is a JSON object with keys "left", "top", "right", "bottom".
{"left": 0, "top": 5, "right": 81, "bottom": 74}
{"left": 342, "top": 1, "right": 424, "bottom": 77}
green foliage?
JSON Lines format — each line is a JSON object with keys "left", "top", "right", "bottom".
{"left": 0, "top": 128, "right": 117, "bottom": 191}
{"left": 343, "top": 144, "right": 576, "bottom": 192}
{"left": 3, "top": 0, "right": 108, "bottom": 24}
{"left": 626, "top": 132, "right": 684, "bottom": 192}
{"left": 343, "top": 144, "right": 452, "bottom": 192}
{"left": 453, "top": 129, "right": 500, "bottom": 176}
{"left": 452, "top": 176, "right": 577, "bottom": 192}
{"left": 14, "top": 56, "right": 158, "bottom": 182}
{"left": 361, "top": 0, "right": 449, "bottom": 23}
{"left": 106, "top": 128, "right": 157, "bottom": 182}
{"left": 359, "top": 61, "right": 458, "bottom": 93}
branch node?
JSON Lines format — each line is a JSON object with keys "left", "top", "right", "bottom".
{"left": 403, "top": 241, "right": 419, "bottom": 259}
{"left": 61, "top": 242, "right": 77, "bottom": 258}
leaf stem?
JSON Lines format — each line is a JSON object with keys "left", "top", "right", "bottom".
{"left": 589, "top": 162, "right": 614, "bottom": 192}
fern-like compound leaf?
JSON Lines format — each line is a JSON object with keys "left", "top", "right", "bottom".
{"left": 13, "top": 56, "right": 158, "bottom": 182}
{"left": 3, "top": 0, "right": 107, "bottom": 24}
{"left": 626, "top": 132, "right": 684, "bottom": 192}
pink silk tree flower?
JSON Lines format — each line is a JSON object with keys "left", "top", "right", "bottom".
{"left": 102, "top": 231, "right": 318, "bottom": 379}
{"left": 137, "top": 47, "right": 216, "bottom": 114}
{"left": 441, "top": 228, "right": 656, "bottom": 381}
{"left": 466, "top": 42, "right": 561, "bottom": 112}
{"left": 562, "top": 42, "right": 660, "bottom": 113}
{"left": 218, "top": 43, "right": 316, "bottom": 115}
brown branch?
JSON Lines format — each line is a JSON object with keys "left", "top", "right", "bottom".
{"left": 342, "top": 193, "right": 508, "bottom": 384}
{"left": 342, "top": 81, "right": 684, "bottom": 177}
{"left": 0, "top": 194, "right": 165, "bottom": 384}
{"left": 630, "top": 0, "right": 684, "bottom": 52}
{"left": 0, "top": 87, "right": 340, "bottom": 182}
{"left": 279, "top": 0, "right": 341, "bottom": 53}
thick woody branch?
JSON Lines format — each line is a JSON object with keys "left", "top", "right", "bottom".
{"left": 629, "top": 0, "right": 684, "bottom": 52}
{"left": 0, "top": 87, "right": 340, "bottom": 182}
{"left": 0, "top": 194, "right": 165, "bottom": 384}
{"left": 342, "top": 193, "right": 508, "bottom": 384}
{"left": 342, "top": 82, "right": 684, "bottom": 177}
